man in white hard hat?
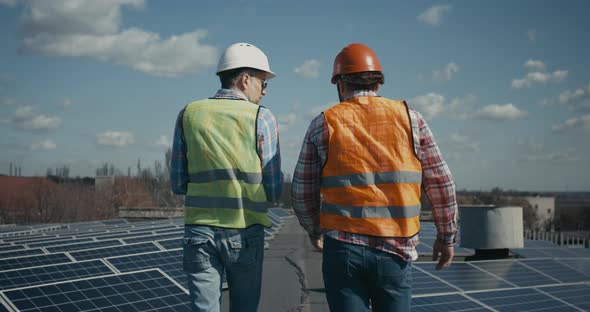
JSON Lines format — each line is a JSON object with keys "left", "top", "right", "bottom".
{"left": 171, "top": 42, "right": 282, "bottom": 312}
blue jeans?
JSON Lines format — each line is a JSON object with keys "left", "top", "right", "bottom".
{"left": 183, "top": 224, "right": 265, "bottom": 312}
{"left": 322, "top": 236, "right": 412, "bottom": 312}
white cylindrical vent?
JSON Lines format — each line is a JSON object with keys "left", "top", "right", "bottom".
{"left": 459, "top": 205, "right": 524, "bottom": 249}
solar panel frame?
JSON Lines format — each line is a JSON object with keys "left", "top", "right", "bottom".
{"left": 466, "top": 287, "right": 581, "bottom": 312}
{"left": 414, "top": 262, "right": 515, "bottom": 292}
{"left": 0, "top": 248, "right": 45, "bottom": 260}
{"left": 122, "top": 233, "right": 182, "bottom": 245}
{"left": 1, "top": 269, "right": 191, "bottom": 312}
{"left": 68, "top": 242, "right": 162, "bottom": 261}
{"left": 518, "top": 258, "right": 590, "bottom": 283}
{"left": 411, "top": 293, "right": 490, "bottom": 312}
{"left": 469, "top": 259, "right": 560, "bottom": 287}
{"left": 0, "top": 259, "right": 115, "bottom": 291}
{"left": 0, "top": 253, "right": 73, "bottom": 272}
{"left": 537, "top": 283, "right": 590, "bottom": 311}
{"left": 46, "top": 239, "right": 123, "bottom": 253}
{"left": 155, "top": 239, "right": 182, "bottom": 251}
{"left": 105, "top": 249, "right": 186, "bottom": 291}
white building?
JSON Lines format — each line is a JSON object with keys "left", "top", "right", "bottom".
{"left": 525, "top": 196, "right": 555, "bottom": 231}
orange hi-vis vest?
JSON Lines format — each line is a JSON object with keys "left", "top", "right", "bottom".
{"left": 320, "top": 97, "right": 422, "bottom": 237}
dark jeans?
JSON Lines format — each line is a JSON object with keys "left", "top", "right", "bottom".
{"left": 322, "top": 236, "right": 412, "bottom": 312}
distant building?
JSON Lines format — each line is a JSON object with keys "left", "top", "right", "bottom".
{"left": 555, "top": 192, "right": 590, "bottom": 231}
{"left": 524, "top": 196, "right": 555, "bottom": 231}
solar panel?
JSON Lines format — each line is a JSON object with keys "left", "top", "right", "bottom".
{"left": 106, "top": 250, "right": 186, "bottom": 288}
{"left": 0, "top": 245, "right": 24, "bottom": 253}
{"left": 156, "top": 239, "right": 182, "bottom": 250}
{"left": 2, "top": 269, "right": 191, "bottom": 312}
{"left": 411, "top": 266, "right": 460, "bottom": 295}
{"left": 466, "top": 287, "right": 580, "bottom": 311}
{"left": 414, "top": 262, "right": 514, "bottom": 291}
{"left": 101, "top": 219, "right": 129, "bottom": 225}
{"left": 0, "top": 248, "right": 44, "bottom": 260}
{"left": 512, "top": 247, "right": 582, "bottom": 258}
{"left": 27, "top": 238, "right": 94, "bottom": 248}
{"left": 561, "top": 258, "right": 590, "bottom": 276}
{"left": 69, "top": 242, "right": 161, "bottom": 261}
{"left": 538, "top": 284, "right": 590, "bottom": 311}
{"left": 8, "top": 235, "right": 73, "bottom": 245}
{"left": 519, "top": 259, "right": 590, "bottom": 283}
{"left": 123, "top": 233, "right": 182, "bottom": 245}
{"left": 524, "top": 239, "right": 559, "bottom": 248}
{"left": 269, "top": 208, "right": 293, "bottom": 218}
{"left": 470, "top": 260, "right": 559, "bottom": 287}
{"left": 46, "top": 239, "right": 122, "bottom": 253}
{"left": 411, "top": 294, "right": 488, "bottom": 312}
{"left": 0, "top": 260, "right": 114, "bottom": 291}
{"left": 0, "top": 253, "right": 72, "bottom": 271}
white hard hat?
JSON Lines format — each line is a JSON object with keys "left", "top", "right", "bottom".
{"left": 216, "top": 43, "right": 276, "bottom": 79}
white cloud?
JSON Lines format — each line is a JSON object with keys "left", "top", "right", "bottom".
{"left": 59, "top": 98, "right": 73, "bottom": 108}
{"left": 524, "top": 59, "right": 545, "bottom": 71}
{"left": 418, "top": 5, "right": 451, "bottom": 26}
{"left": 552, "top": 114, "right": 590, "bottom": 132}
{"left": 471, "top": 103, "right": 528, "bottom": 120}
{"left": 541, "top": 82, "right": 590, "bottom": 111}
{"left": 18, "top": 0, "right": 217, "bottom": 77}
{"left": 294, "top": 59, "right": 321, "bottom": 79}
{"left": 1, "top": 98, "right": 17, "bottom": 106}
{"left": 30, "top": 140, "right": 57, "bottom": 151}
{"left": 19, "top": 115, "right": 62, "bottom": 131}
{"left": 512, "top": 70, "right": 568, "bottom": 89}
{"left": 524, "top": 149, "right": 579, "bottom": 162}
{"left": 408, "top": 93, "right": 445, "bottom": 120}
{"left": 518, "top": 138, "right": 543, "bottom": 154}
{"left": 96, "top": 130, "right": 135, "bottom": 147}
{"left": 527, "top": 29, "right": 536, "bottom": 42}
{"left": 448, "top": 133, "right": 480, "bottom": 152}
{"left": 278, "top": 113, "right": 297, "bottom": 133}
{"left": 449, "top": 94, "right": 477, "bottom": 111}
{"left": 11, "top": 105, "right": 62, "bottom": 132}
{"left": 432, "top": 62, "right": 459, "bottom": 82}
{"left": 154, "top": 135, "right": 171, "bottom": 148}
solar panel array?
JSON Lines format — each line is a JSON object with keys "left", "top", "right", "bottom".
{"left": 0, "top": 209, "right": 293, "bottom": 311}
{"left": 1, "top": 209, "right": 588, "bottom": 311}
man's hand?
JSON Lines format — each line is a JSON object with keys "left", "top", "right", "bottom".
{"left": 432, "top": 240, "right": 454, "bottom": 270}
{"left": 309, "top": 234, "right": 323, "bottom": 252}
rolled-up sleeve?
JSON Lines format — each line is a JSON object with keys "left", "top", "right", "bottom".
{"left": 257, "top": 107, "right": 282, "bottom": 202}
{"left": 415, "top": 111, "right": 458, "bottom": 244}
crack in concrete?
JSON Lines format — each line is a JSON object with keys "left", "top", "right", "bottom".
{"left": 284, "top": 250, "right": 308, "bottom": 312}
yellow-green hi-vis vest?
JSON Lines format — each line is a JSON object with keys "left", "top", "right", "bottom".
{"left": 182, "top": 99, "right": 271, "bottom": 228}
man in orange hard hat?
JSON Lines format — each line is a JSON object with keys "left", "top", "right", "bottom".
{"left": 292, "top": 43, "right": 458, "bottom": 311}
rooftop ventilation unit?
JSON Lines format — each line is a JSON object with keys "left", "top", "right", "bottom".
{"left": 459, "top": 205, "right": 524, "bottom": 260}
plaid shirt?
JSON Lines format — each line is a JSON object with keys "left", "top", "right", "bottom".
{"left": 292, "top": 91, "right": 458, "bottom": 261}
{"left": 171, "top": 88, "right": 282, "bottom": 202}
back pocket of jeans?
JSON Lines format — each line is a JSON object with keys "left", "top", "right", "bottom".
{"left": 228, "top": 236, "right": 262, "bottom": 267}
{"left": 183, "top": 237, "right": 212, "bottom": 273}
{"left": 322, "top": 250, "right": 350, "bottom": 281}
{"left": 376, "top": 255, "right": 411, "bottom": 285}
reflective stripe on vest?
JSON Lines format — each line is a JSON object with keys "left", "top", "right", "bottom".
{"left": 182, "top": 99, "right": 270, "bottom": 228}
{"left": 320, "top": 97, "right": 422, "bottom": 237}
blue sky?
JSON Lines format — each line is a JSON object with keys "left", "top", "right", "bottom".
{"left": 1, "top": 0, "right": 589, "bottom": 191}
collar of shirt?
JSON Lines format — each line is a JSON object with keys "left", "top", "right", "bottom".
{"left": 212, "top": 88, "right": 248, "bottom": 101}
{"left": 342, "top": 90, "right": 378, "bottom": 101}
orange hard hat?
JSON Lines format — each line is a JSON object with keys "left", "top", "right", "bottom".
{"left": 331, "top": 43, "right": 383, "bottom": 84}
